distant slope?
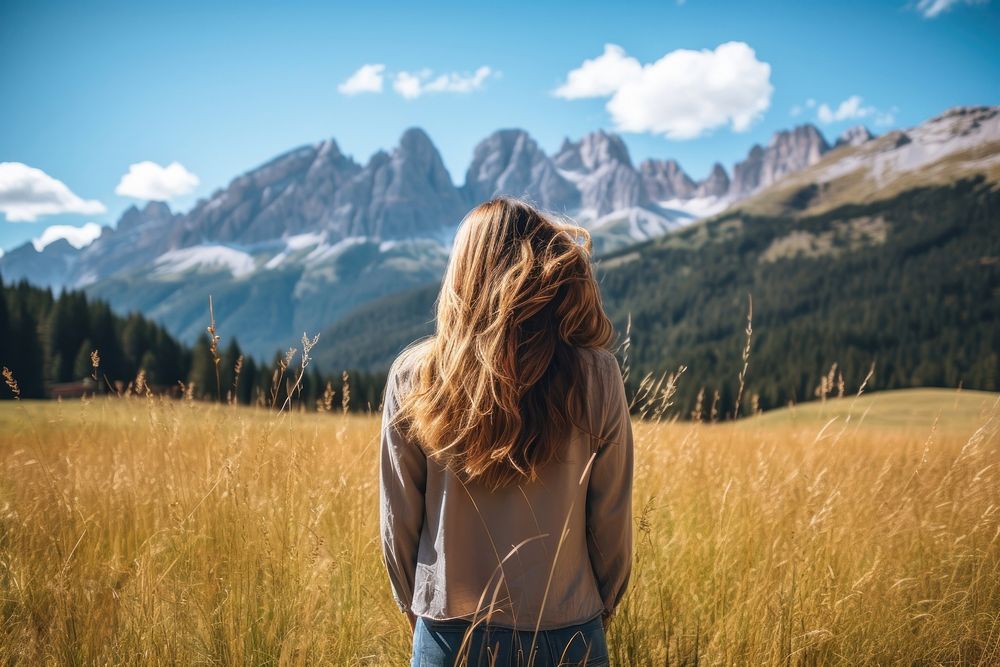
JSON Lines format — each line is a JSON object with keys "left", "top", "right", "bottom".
{"left": 598, "top": 177, "right": 999, "bottom": 415}
{"left": 312, "top": 282, "right": 438, "bottom": 373}
{"left": 745, "top": 387, "right": 998, "bottom": 434}
{"left": 735, "top": 106, "right": 1000, "bottom": 219}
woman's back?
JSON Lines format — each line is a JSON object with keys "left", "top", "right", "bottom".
{"left": 380, "top": 344, "right": 633, "bottom": 631}
{"left": 378, "top": 196, "right": 634, "bottom": 665}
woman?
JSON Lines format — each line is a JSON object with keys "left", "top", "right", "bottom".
{"left": 380, "top": 197, "right": 634, "bottom": 667}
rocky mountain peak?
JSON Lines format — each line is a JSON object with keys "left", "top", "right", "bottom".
{"left": 554, "top": 129, "right": 634, "bottom": 173}
{"left": 695, "top": 163, "right": 731, "bottom": 198}
{"left": 117, "top": 201, "right": 174, "bottom": 233}
{"left": 581, "top": 130, "right": 633, "bottom": 170}
{"left": 835, "top": 125, "right": 875, "bottom": 148}
{"left": 398, "top": 127, "right": 438, "bottom": 156}
{"left": 330, "top": 128, "right": 466, "bottom": 238}
{"left": 730, "top": 124, "right": 830, "bottom": 197}
{"left": 552, "top": 130, "right": 645, "bottom": 217}
{"left": 640, "top": 159, "right": 696, "bottom": 201}
{"left": 171, "top": 140, "right": 363, "bottom": 246}
{"left": 462, "top": 129, "right": 578, "bottom": 211}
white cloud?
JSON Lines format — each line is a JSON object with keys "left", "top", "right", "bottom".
{"left": 393, "top": 66, "right": 494, "bottom": 99}
{"left": 554, "top": 42, "right": 773, "bottom": 140}
{"left": 817, "top": 95, "right": 868, "bottom": 123}
{"left": 32, "top": 222, "right": 103, "bottom": 252}
{"left": 814, "top": 95, "right": 897, "bottom": 127}
{"left": 393, "top": 71, "right": 424, "bottom": 99}
{"left": 0, "top": 162, "right": 106, "bottom": 222}
{"left": 552, "top": 44, "right": 642, "bottom": 99}
{"left": 915, "top": 0, "right": 988, "bottom": 18}
{"left": 115, "top": 161, "right": 199, "bottom": 201}
{"left": 338, "top": 64, "right": 385, "bottom": 95}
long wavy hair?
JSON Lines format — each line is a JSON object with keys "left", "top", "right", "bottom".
{"left": 395, "top": 196, "right": 615, "bottom": 490}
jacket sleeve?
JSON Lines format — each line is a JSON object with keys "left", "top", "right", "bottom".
{"left": 585, "top": 353, "right": 634, "bottom": 619}
{"left": 379, "top": 363, "right": 427, "bottom": 614}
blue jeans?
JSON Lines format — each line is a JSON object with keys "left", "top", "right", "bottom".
{"left": 411, "top": 614, "right": 609, "bottom": 667}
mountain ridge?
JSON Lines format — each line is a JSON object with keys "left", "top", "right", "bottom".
{"left": 4, "top": 105, "right": 994, "bottom": 358}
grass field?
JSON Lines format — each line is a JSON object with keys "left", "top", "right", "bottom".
{"left": 1, "top": 388, "right": 998, "bottom": 665}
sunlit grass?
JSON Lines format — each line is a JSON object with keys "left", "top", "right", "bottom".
{"left": 1, "top": 388, "right": 998, "bottom": 664}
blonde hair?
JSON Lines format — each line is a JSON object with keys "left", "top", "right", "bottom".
{"left": 396, "top": 196, "right": 615, "bottom": 489}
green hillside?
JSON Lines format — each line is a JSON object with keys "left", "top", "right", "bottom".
{"left": 599, "top": 177, "right": 999, "bottom": 416}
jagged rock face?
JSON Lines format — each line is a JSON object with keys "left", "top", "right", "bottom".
{"left": 835, "top": 125, "right": 875, "bottom": 148}
{"left": 640, "top": 159, "right": 696, "bottom": 200}
{"left": 555, "top": 130, "right": 647, "bottom": 216}
{"left": 461, "top": 129, "right": 579, "bottom": 211}
{"left": 704, "top": 165, "right": 731, "bottom": 196}
{"left": 730, "top": 145, "right": 765, "bottom": 198}
{"left": 172, "top": 140, "right": 362, "bottom": 246}
{"left": 730, "top": 124, "right": 830, "bottom": 197}
{"left": 117, "top": 200, "right": 173, "bottom": 233}
{"left": 78, "top": 201, "right": 182, "bottom": 283}
{"left": 332, "top": 128, "right": 467, "bottom": 238}
{"left": 695, "top": 163, "right": 731, "bottom": 198}
{"left": 554, "top": 130, "right": 633, "bottom": 173}
{"left": 165, "top": 128, "right": 466, "bottom": 246}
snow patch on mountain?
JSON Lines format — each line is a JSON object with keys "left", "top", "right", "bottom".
{"left": 153, "top": 245, "right": 256, "bottom": 278}
{"left": 590, "top": 207, "right": 686, "bottom": 243}
{"left": 657, "top": 195, "right": 729, "bottom": 220}
{"left": 284, "top": 231, "right": 325, "bottom": 251}
{"left": 304, "top": 236, "right": 367, "bottom": 265}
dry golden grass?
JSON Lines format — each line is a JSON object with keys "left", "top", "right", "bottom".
{"left": 1, "top": 389, "right": 998, "bottom": 665}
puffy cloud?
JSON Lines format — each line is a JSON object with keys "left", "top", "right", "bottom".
{"left": 32, "top": 222, "right": 103, "bottom": 251}
{"left": 552, "top": 44, "right": 642, "bottom": 99}
{"left": 393, "top": 66, "right": 494, "bottom": 99}
{"left": 115, "top": 161, "right": 199, "bottom": 201}
{"left": 815, "top": 95, "right": 896, "bottom": 126}
{"left": 0, "top": 162, "right": 106, "bottom": 222}
{"left": 817, "top": 95, "right": 869, "bottom": 123}
{"left": 338, "top": 64, "right": 385, "bottom": 95}
{"left": 915, "top": 0, "right": 988, "bottom": 18}
{"left": 393, "top": 71, "right": 424, "bottom": 99}
{"left": 554, "top": 42, "right": 773, "bottom": 140}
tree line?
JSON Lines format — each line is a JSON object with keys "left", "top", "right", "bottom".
{"left": 0, "top": 276, "right": 386, "bottom": 411}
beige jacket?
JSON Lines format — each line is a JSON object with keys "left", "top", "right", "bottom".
{"left": 379, "top": 345, "right": 633, "bottom": 630}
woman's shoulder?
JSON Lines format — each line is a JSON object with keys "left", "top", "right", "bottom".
{"left": 574, "top": 345, "right": 622, "bottom": 378}
{"left": 573, "top": 347, "right": 624, "bottom": 404}
{"left": 387, "top": 338, "right": 433, "bottom": 395}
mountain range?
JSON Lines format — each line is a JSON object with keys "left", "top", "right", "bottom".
{"left": 308, "top": 106, "right": 999, "bottom": 415}
{"left": 2, "top": 106, "right": 997, "bottom": 361}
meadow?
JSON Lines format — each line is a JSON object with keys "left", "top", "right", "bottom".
{"left": 0, "top": 387, "right": 998, "bottom": 665}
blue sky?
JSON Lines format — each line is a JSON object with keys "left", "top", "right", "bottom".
{"left": 1, "top": 0, "right": 998, "bottom": 251}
